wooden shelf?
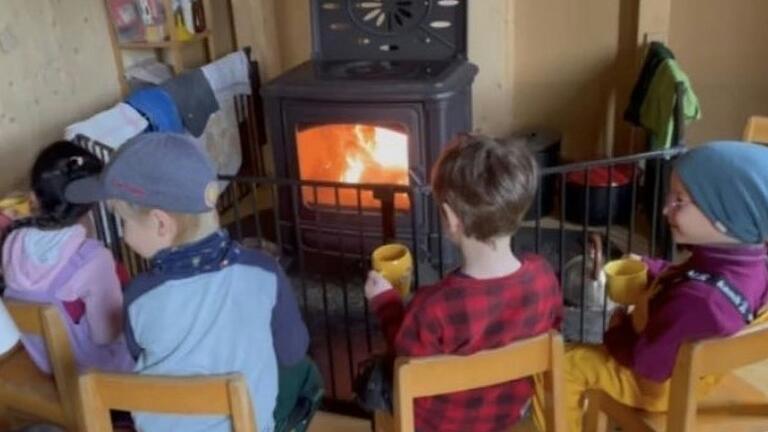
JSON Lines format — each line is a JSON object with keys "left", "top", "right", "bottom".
{"left": 118, "top": 31, "right": 211, "bottom": 50}
{"left": 104, "top": 0, "right": 216, "bottom": 95}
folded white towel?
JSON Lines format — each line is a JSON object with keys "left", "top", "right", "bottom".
{"left": 201, "top": 50, "right": 251, "bottom": 105}
{"left": 64, "top": 103, "right": 148, "bottom": 150}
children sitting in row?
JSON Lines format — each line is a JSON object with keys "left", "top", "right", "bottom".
{"left": 364, "top": 134, "right": 563, "bottom": 432}
{"left": 5, "top": 131, "right": 767, "bottom": 432}
{"left": 2, "top": 141, "right": 133, "bottom": 373}
{"left": 64, "top": 133, "right": 310, "bottom": 432}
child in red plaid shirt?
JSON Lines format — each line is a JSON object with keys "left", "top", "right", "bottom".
{"left": 365, "top": 134, "right": 563, "bottom": 432}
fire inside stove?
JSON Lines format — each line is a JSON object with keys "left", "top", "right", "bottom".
{"left": 297, "top": 124, "right": 410, "bottom": 211}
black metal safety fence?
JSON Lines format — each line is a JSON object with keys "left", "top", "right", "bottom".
{"left": 93, "top": 146, "right": 684, "bottom": 415}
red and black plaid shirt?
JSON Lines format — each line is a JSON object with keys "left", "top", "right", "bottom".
{"left": 371, "top": 254, "right": 562, "bottom": 432}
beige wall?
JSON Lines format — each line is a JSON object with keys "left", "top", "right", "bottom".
{"left": 0, "top": 0, "right": 236, "bottom": 193}
{"left": 0, "top": 0, "right": 121, "bottom": 192}
{"left": 274, "top": 0, "right": 311, "bottom": 71}
{"left": 669, "top": 0, "right": 768, "bottom": 145}
{"left": 510, "top": 0, "right": 627, "bottom": 159}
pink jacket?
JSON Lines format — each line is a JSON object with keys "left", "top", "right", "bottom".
{"left": 3, "top": 225, "right": 133, "bottom": 373}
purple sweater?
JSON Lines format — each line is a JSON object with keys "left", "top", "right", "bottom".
{"left": 3, "top": 226, "right": 134, "bottom": 373}
{"left": 604, "top": 245, "right": 768, "bottom": 382}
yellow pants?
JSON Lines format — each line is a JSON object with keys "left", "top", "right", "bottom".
{"left": 532, "top": 345, "right": 716, "bottom": 432}
{"left": 530, "top": 307, "right": 768, "bottom": 431}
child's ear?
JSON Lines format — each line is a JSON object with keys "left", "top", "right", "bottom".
{"left": 441, "top": 202, "right": 463, "bottom": 237}
{"left": 27, "top": 192, "right": 39, "bottom": 214}
{"left": 149, "top": 209, "right": 178, "bottom": 242}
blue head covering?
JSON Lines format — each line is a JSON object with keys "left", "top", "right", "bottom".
{"left": 675, "top": 141, "right": 768, "bottom": 244}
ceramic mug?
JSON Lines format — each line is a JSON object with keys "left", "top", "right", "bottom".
{"left": 0, "top": 195, "right": 31, "bottom": 218}
{"left": 372, "top": 243, "right": 413, "bottom": 298}
{"left": 603, "top": 258, "right": 648, "bottom": 305}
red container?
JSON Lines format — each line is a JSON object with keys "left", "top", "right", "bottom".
{"left": 564, "top": 164, "right": 636, "bottom": 226}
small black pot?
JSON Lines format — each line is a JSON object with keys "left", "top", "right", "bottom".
{"left": 564, "top": 165, "right": 634, "bottom": 226}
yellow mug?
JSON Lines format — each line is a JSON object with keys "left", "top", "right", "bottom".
{"left": 0, "top": 195, "right": 31, "bottom": 218}
{"left": 603, "top": 258, "right": 648, "bottom": 305}
{"left": 372, "top": 243, "right": 413, "bottom": 298}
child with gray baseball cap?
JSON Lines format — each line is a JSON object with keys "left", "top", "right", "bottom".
{"left": 66, "top": 132, "right": 310, "bottom": 432}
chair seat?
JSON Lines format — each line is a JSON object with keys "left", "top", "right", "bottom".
{"left": 0, "top": 346, "right": 65, "bottom": 425}
{"left": 633, "top": 374, "right": 768, "bottom": 431}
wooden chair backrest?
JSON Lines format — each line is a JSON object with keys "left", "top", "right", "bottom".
{"left": 78, "top": 371, "right": 257, "bottom": 432}
{"left": 586, "top": 321, "right": 768, "bottom": 432}
{"left": 666, "top": 321, "right": 768, "bottom": 431}
{"left": 743, "top": 115, "right": 768, "bottom": 144}
{"left": 393, "top": 330, "right": 566, "bottom": 432}
{"left": 5, "top": 300, "right": 79, "bottom": 428}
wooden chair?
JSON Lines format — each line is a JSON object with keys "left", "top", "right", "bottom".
{"left": 742, "top": 115, "right": 768, "bottom": 144}
{"left": 0, "top": 300, "right": 80, "bottom": 430}
{"left": 374, "top": 331, "right": 566, "bottom": 432}
{"left": 78, "top": 371, "right": 257, "bottom": 432}
{"left": 584, "top": 322, "right": 768, "bottom": 432}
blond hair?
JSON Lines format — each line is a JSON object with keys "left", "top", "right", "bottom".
{"left": 110, "top": 200, "right": 220, "bottom": 246}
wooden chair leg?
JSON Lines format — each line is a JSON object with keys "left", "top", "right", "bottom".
{"left": 584, "top": 390, "right": 610, "bottom": 432}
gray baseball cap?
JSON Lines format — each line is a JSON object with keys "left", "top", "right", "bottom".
{"left": 66, "top": 133, "right": 218, "bottom": 213}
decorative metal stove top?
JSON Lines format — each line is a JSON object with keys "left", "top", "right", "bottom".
{"left": 312, "top": 0, "right": 467, "bottom": 61}
{"left": 348, "top": 0, "right": 430, "bottom": 35}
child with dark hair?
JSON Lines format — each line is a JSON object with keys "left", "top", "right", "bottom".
{"left": 2, "top": 141, "right": 133, "bottom": 373}
{"left": 365, "top": 134, "right": 563, "bottom": 432}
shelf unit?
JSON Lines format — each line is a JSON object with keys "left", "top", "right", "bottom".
{"left": 103, "top": 0, "right": 216, "bottom": 95}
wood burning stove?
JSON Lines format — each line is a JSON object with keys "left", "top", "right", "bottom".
{"left": 262, "top": 0, "right": 477, "bottom": 262}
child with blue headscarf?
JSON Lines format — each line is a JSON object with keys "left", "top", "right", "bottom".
{"left": 534, "top": 141, "right": 768, "bottom": 432}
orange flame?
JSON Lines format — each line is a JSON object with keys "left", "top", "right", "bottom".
{"left": 297, "top": 124, "right": 410, "bottom": 211}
